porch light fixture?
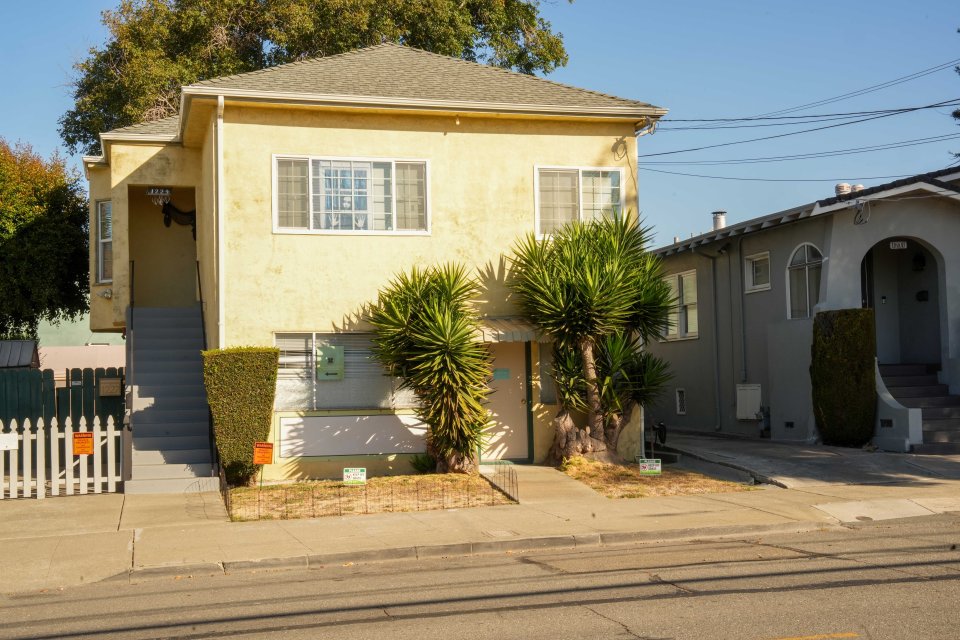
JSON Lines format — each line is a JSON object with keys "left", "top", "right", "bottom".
{"left": 146, "top": 187, "right": 172, "bottom": 206}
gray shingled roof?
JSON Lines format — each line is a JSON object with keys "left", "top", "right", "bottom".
{"left": 188, "top": 43, "right": 661, "bottom": 112}
{"left": 0, "top": 340, "right": 38, "bottom": 368}
{"left": 104, "top": 114, "right": 181, "bottom": 138}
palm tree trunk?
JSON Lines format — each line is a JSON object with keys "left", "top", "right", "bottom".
{"left": 580, "top": 336, "right": 604, "bottom": 442}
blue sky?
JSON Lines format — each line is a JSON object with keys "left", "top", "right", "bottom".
{"left": 2, "top": 1, "right": 958, "bottom": 246}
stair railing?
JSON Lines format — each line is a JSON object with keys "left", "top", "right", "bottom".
{"left": 196, "top": 260, "right": 221, "bottom": 480}
{"left": 123, "top": 260, "right": 136, "bottom": 482}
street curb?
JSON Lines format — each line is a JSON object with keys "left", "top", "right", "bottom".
{"left": 663, "top": 445, "right": 790, "bottom": 488}
{"left": 122, "top": 520, "right": 842, "bottom": 583}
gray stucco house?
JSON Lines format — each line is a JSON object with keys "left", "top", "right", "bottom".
{"left": 646, "top": 167, "right": 960, "bottom": 453}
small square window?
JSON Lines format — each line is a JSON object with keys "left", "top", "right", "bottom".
{"left": 745, "top": 252, "right": 771, "bottom": 293}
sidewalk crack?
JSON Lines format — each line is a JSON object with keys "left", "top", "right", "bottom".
{"left": 648, "top": 573, "right": 697, "bottom": 595}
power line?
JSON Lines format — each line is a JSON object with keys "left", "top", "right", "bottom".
{"left": 639, "top": 98, "right": 960, "bottom": 158}
{"left": 752, "top": 57, "right": 960, "bottom": 117}
{"left": 638, "top": 167, "right": 918, "bottom": 182}
{"left": 658, "top": 100, "right": 960, "bottom": 131}
{"left": 642, "top": 133, "right": 960, "bottom": 165}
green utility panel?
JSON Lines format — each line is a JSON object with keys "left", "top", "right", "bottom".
{"left": 316, "top": 345, "right": 344, "bottom": 381}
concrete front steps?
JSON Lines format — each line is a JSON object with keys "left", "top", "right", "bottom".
{"left": 126, "top": 306, "right": 219, "bottom": 493}
{"left": 880, "top": 363, "right": 960, "bottom": 454}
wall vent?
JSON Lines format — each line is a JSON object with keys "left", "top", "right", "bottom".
{"left": 736, "top": 384, "right": 762, "bottom": 420}
{"left": 785, "top": 421, "right": 794, "bottom": 429}
{"left": 880, "top": 418, "right": 894, "bottom": 428}
{"left": 675, "top": 389, "right": 687, "bottom": 416}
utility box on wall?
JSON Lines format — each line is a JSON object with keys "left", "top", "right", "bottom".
{"left": 736, "top": 384, "right": 762, "bottom": 420}
{"left": 316, "top": 345, "right": 345, "bottom": 381}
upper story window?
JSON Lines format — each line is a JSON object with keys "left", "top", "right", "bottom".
{"left": 536, "top": 167, "right": 623, "bottom": 235}
{"left": 787, "top": 244, "right": 822, "bottom": 319}
{"left": 275, "top": 156, "right": 428, "bottom": 234}
{"left": 663, "top": 270, "right": 698, "bottom": 339}
{"left": 744, "top": 251, "right": 770, "bottom": 293}
{"left": 96, "top": 201, "right": 112, "bottom": 283}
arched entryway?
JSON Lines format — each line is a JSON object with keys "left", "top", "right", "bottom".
{"left": 860, "top": 238, "right": 941, "bottom": 366}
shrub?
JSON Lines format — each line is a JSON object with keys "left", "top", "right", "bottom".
{"left": 369, "top": 264, "right": 492, "bottom": 474}
{"left": 202, "top": 347, "right": 279, "bottom": 485}
{"left": 810, "top": 309, "right": 876, "bottom": 447}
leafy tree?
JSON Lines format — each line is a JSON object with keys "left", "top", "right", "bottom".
{"left": 369, "top": 264, "right": 492, "bottom": 473}
{"left": 0, "top": 140, "right": 89, "bottom": 339}
{"left": 61, "top": 0, "right": 569, "bottom": 154}
{"left": 508, "top": 217, "right": 673, "bottom": 460}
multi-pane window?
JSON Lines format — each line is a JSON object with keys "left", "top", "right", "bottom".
{"left": 663, "top": 270, "right": 698, "bottom": 339}
{"left": 536, "top": 167, "right": 622, "bottom": 234}
{"left": 96, "top": 201, "right": 113, "bottom": 283}
{"left": 788, "top": 244, "right": 823, "bottom": 319}
{"left": 745, "top": 252, "right": 771, "bottom": 293}
{"left": 274, "top": 332, "right": 416, "bottom": 411}
{"left": 276, "top": 156, "right": 428, "bottom": 233}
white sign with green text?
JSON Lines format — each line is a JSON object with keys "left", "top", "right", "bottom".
{"left": 343, "top": 467, "right": 367, "bottom": 485}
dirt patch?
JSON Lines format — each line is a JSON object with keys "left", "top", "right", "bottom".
{"left": 561, "top": 456, "right": 754, "bottom": 499}
{"left": 229, "top": 473, "right": 513, "bottom": 521}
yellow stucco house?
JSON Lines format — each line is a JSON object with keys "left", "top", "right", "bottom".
{"left": 84, "top": 44, "right": 666, "bottom": 492}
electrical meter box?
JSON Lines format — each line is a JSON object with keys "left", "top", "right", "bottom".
{"left": 315, "top": 345, "right": 345, "bottom": 381}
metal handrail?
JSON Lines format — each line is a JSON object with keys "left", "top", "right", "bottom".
{"left": 196, "top": 260, "right": 221, "bottom": 479}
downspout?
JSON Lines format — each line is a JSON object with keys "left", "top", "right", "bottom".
{"left": 216, "top": 95, "right": 226, "bottom": 349}
{"left": 694, "top": 248, "right": 724, "bottom": 431}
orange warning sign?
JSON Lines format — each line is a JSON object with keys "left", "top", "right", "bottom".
{"left": 253, "top": 442, "right": 273, "bottom": 465}
{"left": 73, "top": 432, "right": 94, "bottom": 456}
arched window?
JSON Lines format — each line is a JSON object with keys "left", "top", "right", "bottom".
{"left": 787, "top": 244, "right": 822, "bottom": 319}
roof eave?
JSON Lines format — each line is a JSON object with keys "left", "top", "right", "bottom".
{"left": 180, "top": 85, "right": 667, "bottom": 120}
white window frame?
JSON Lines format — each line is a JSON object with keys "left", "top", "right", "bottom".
{"left": 533, "top": 165, "right": 626, "bottom": 236}
{"left": 272, "top": 154, "right": 432, "bottom": 236}
{"left": 785, "top": 243, "right": 823, "bottom": 320}
{"left": 96, "top": 200, "right": 112, "bottom": 284}
{"left": 744, "top": 251, "right": 771, "bottom": 293}
{"left": 663, "top": 269, "right": 698, "bottom": 341}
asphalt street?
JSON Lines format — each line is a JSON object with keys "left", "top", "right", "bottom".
{"left": 2, "top": 513, "right": 959, "bottom": 640}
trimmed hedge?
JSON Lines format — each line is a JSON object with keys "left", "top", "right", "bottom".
{"left": 202, "top": 347, "right": 279, "bottom": 485}
{"left": 810, "top": 309, "right": 877, "bottom": 447}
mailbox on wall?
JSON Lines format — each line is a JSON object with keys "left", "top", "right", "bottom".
{"left": 316, "top": 345, "right": 345, "bottom": 381}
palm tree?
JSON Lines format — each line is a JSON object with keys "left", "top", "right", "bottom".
{"left": 508, "top": 216, "right": 673, "bottom": 459}
{"left": 369, "top": 264, "right": 492, "bottom": 473}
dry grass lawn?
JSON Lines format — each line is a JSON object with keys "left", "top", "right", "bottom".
{"left": 561, "top": 456, "right": 754, "bottom": 499}
{"left": 229, "top": 473, "right": 513, "bottom": 521}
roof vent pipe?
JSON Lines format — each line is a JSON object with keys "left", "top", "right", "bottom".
{"left": 835, "top": 183, "right": 852, "bottom": 196}
{"left": 673, "top": 236, "right": 680, "bottom": 244}
{"left": 712, "top": 210, "right": 727, "bottom": 231}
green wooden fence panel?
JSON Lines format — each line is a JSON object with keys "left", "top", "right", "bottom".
{"left": 0, "top": 367, "right": 125, "bottom": 429}
{"left": 41, "top": 369, "right": 56, "bottom": 424}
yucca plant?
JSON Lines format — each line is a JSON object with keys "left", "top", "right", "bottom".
{"left": 369, "top": 264, "right": 492, "bottom": 473}
{"left": 509, "top": 216, "right": 673, "bottom": 460}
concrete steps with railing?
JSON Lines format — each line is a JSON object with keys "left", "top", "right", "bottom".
{"left": 125, "top": 306, "right": 219, "bottom": 494}
{"left": 880, "top": 363, "right": 960, "bottom": 455}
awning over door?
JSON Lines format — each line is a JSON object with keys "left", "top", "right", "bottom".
{"left": 477, "top": 317, "right": 546, "bottom": 343}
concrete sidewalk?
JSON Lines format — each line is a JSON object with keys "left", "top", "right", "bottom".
{"left": 2, "top": 451, "right": 960, "bottom": 595}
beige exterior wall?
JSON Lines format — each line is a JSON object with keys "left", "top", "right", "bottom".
{"left": 219, "top": 106, "right": 638, "bottom": 345}
{"left": 196, "top": 112, "right": 219, "bottom": 347}
{"left": 89, "top": 102, "right": 643, "bottom": 478}
{"left": 87, "top": 143, "right": 207, "bottom": 331}
{"left": 87, "top": 166, "right": 115, "bottom": 331}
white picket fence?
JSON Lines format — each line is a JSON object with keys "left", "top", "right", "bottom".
{"left": 0, "top": 416, "right": 122, "bottom": 499}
